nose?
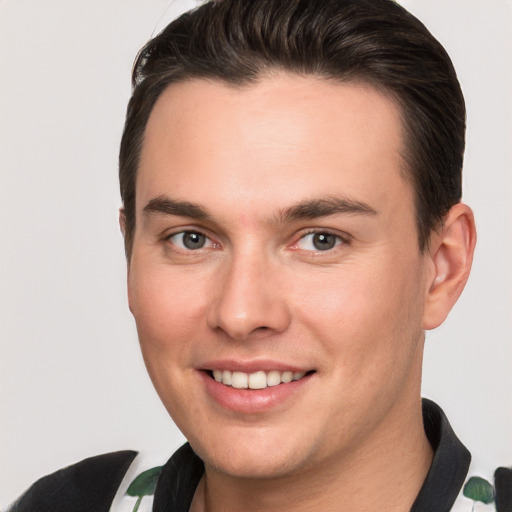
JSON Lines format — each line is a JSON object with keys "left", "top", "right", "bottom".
{"left": 207, "top": 251, "right": 291, "bottom": 340}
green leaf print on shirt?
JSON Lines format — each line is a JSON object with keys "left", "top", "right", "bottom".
{"left": 126, "top": 465, "right": 163, "bottom": 512}
{"left": 463, "top": 476, "right": 495, "bottom": 511}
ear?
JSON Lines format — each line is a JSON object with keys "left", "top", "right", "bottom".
{"left": 119, "top": 207, "right": 126, "bottom": 237}
{"left": 119, "top": 207, "right": 131, "bottom": 266}
{"left": 422, "top": 203, "right": 477, "bottom": 330}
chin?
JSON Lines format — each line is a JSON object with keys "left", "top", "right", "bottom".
{"left": 198, "top": 450, "right": 305, "bottom": 480}
{"left": 188, "top": 428, "right": 316, "bottom": 479}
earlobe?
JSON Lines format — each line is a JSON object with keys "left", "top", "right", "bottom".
{"left": 422, "top": 203, "right": 477, "bottom": 330}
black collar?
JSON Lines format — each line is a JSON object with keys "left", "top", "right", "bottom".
{"left": 411, "top": 398, "right": 471, "bottom": 511}
{"left": 153, "top": 399, "right": 470, "bottom": 512}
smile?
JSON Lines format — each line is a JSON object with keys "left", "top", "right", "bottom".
{"left": 201, "top": 366, "right": 316, "bottom": 413}
{"left": 209, "top": 369, "right": 310, "bottom": 389}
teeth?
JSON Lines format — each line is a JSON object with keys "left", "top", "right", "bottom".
{"left": 231, "top": 372, "right": 248, "bottom": 389}
{"left": 267, "top": 370, "right": 281, "bottom": 387}
{"left": 211, "top": 369, "right": 308, "bottom": 389}
{"left": 248, "top": 371, "right": 267, "bottom": 389}
{"left": 222, "top": 370, "right": 232, "bottom": 385}
{"left": 281, "top": 371, "right": 293, "bottom": 383}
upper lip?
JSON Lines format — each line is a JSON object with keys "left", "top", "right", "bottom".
{"left": 199, "top": 359, "right": 313, "bottom": 373}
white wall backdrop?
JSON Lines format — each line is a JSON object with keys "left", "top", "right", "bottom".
{"left": 1, "top": 0, "right": 511, "bottom": 508}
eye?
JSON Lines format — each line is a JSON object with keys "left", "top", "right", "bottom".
{"left": 168, "top": 231, "right": 213, "bottom": 250}
{"left": 296, "top": 232, "right": 343, "bottom": 251}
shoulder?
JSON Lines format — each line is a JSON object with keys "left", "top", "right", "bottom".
{"left": 8, "top": 450, "right": 137, "bottom": 512}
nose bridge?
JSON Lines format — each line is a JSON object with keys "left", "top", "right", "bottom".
{"left": 208, "top": 244, "right": 290, "bottom": 340}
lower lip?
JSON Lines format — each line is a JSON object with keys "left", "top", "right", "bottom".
{"left": 199, "top": 371, "right": 313, "bottom": 414}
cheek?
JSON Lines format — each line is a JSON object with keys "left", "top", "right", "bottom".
{"left": 294, "top": 256, "right": 426, "bottom": 372}
{"left": 127, "top": 264, "right": 212, "bottom": 421}
{"left": 128, "top": 264, "right": 210, "bottom": 354}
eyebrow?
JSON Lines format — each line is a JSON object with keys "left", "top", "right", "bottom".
{"left": 143, "top": 196, "right": 211, "bottom": 220}
{"left": 142, "top": 195, "right": 378, "bottom": 223}
{"left": 278, "top": 197, "right": 378, "bottom": 222}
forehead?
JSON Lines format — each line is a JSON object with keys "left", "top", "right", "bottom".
{"left": 137, "top": 74, "right": 410, "bottom": 222}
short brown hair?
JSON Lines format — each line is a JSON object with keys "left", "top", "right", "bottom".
{"left": 119, "top": 0, "right": 465, "bottom": 258}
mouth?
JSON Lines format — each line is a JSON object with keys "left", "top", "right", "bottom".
{"left": 200, "top": 365, "right": 317, "bottom": 413}
{"left": 205, "top": 369, "right": 316, "bottom": 390}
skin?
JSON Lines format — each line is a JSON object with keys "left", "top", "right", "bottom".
{"left": 123, "top": 74, "right": 476, "bottom": 511}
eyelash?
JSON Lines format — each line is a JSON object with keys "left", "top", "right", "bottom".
{"left": 292, "top": 229, "right": 349, "bottom": 253}
{"left": 164, "top": 229, "right": 349, "bottom": 254}
{"left": 165, "top": 230, "right": 218, "bottom": 252}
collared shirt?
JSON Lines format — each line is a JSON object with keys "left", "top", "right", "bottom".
{"left": 8, "top": 400, "right": 512, "bottom": 512}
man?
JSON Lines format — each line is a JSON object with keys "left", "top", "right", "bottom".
{"left": 7, "top": 0, "right": 510, "bottom": 511}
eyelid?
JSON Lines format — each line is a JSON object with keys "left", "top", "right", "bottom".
{"left": 164, "top": 228, "right": 220, "bottom": 251}
{"left": 291, "top": 229, "right": 350, "bottom": 252}
{"left": 161, "top": 226, "right": 349, "bottom": 253}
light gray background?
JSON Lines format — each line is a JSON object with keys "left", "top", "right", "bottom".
{"left": 1, "top": 0, "right": 511, "bottom": 507}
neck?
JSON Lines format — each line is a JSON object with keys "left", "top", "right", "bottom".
{"left": 191, "top": 398, "right": 433, "bottom": 512}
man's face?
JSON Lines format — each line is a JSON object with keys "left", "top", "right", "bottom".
{"left": 128, "top": 75, "right": 434, "bottom": 479}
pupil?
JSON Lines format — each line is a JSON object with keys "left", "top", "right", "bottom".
{"left": 313, "top": 233, "right": 336, "bottom": 250}
{"left": 183, "top": 232, "right": 205, "bottom": 249}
